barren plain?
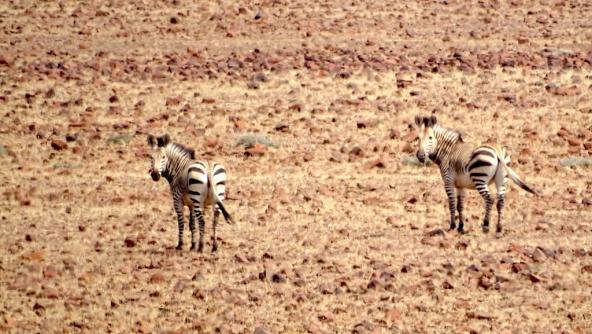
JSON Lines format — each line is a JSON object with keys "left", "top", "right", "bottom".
{"left": 1, "top": 1, "right": 592, "bottom": 333}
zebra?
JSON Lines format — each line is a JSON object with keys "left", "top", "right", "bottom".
{"left": 147, "top": 134, "right": 233, "bottom": 252}
{"left": 414, "top": 115, "right": 537, "bottom": 234}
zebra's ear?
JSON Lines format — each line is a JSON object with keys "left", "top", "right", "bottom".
{"left": 414, "top": 115, "right": 421, "bottom": 126}
{"left": 157, "top": 134, "right": 170, "bottom": 147}
{"left": 429, "top": 115, "right": 437, "bottom": 126}
{"left": 147, "top": 134, "right": 156, "bottom": 146}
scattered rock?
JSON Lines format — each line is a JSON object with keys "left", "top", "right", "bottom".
{"left": 442, "top": 280, "right": 454, "bottom": 289}
{"left": 51, "top": 138, "right": 68, "bottom": 151}
{"left": 531, "top": 248, "right": 547, "bottom": 262}
{"left": 356, "top": 119, "right": 379, "bottom": 129}
{"left": 253, "top": 326, "right": 270, "bottom": 334}
{"left": 274, "top": 123, "right": 289, "bottom": 132}
{"left": 362, "top": 158, "right": 386, "bottom": 170}
{"left": 124, "top": 237, "right": 136, "bottom": 248}
{"left": 245, "top": 143, "right": 267, "bottom": 156}
{"left": 149, "top": 272, "right": 166, "bottom": 284}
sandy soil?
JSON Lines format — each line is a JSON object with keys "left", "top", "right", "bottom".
{"left": 1, "top": 1, "right": 592, "bottom": 333}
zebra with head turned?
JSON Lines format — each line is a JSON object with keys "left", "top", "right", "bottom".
{"left": 414, "top": 115, "right": 537, "bottom": 234}
{"left": 147, "top": 134, "right": 233, "bottom": 252}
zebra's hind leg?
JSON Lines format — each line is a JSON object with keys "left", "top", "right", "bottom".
{"left": 476, "top": 184, "right": 494, "bottom": 233}
{"left": 494, "top": 165, "right": 508, "bottom": 234}
{"left": 496, "top": 194, "right": 505, "bottom": 234}
{"left": 211, "top": 205, "right": 220, "bottom": 252}
{"left": 456, "top": 188, "right": 466, "bottom": 233}
{"left": 189, "top": 209, "right": 196, "bottom": 250}
{"left": 192, "top": 208, "right": 206, "bottom": 252}
{"left": 173, "top": 196, "right": 185, "bottom": 250}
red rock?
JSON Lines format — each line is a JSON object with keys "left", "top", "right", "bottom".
{"left": 512, "top": 262, "right": 528, "bottom": 273}
{"left": 581, "top": 265, "right": 592, "bottom": 273}
{"left": 567, "top": 137, "right": 582, "bottom": 146}
{"left": 0, "top": 53, "right": 13, "bottom": 67}
{"left": 202, "top": 98, "right": 216, "bottom": 104}
{"left": 233, "top": 118, "right": 247, "bottom": 129}
{"left": 245, "top": 144, "right": 267, "bottom": 156}
{"left": 442, "top": 280, "right": 454, "bottom": 289}
{"left": 204, "top": 137, "right": 218, "bottom": 148}
{"left": 387, "top": 308, "right": 401, "bottom": 322}
{"left": 363, "top": 158, "right": 386, "bottom": 170}
{"left": 531, "top": 248, "right": 547, "bottom": 262}
{"left": 149, "top": 272, "right": 166, "bottom": 284}
{"left": 303, "top": 152, "right": 314, "bottom": 162}
{"left": 40, "top": 287, "right": 59, "bottom": 299}
{"left": 165, "top": 96, "right": 182, "bottom": 106}
{"left": 527, "top": 273, "right": 543, "bottom": 283}
{"left": 51, "top": 138, "right": 68, "bottom": 151}
{"left": 356, "top": 119, "right": 379, "bottom": 129}
{"left": 329, "top": 151, "right": 342, "bottom": 162}
{"left": 23, "top": 250, "right": 44, "bottom": 262}
{"left": 274, "top": 123, "right": 289, "bottom": 132}
{"left": 43, "top": 266, "right": 58, "bottom": 279}
{"left": 400, "top": 142, "right": 414, "bottom": 154}
{"left": 254, "top": 326, "right": 271, "bottom": 334}
{"left": 388, "top": 129, "right": 400, "bottom": 139}
{"left": 124, "top": 237, "right": 136, "bottom": 248}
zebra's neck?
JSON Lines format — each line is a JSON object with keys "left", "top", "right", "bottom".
{"left": 163, "top": 144, "right": 192, "bottom": 184}
{"left": 431, "top": 125, "right": 462, "bottom": 165}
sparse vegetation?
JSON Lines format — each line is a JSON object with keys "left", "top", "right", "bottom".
{"left": 107, "top": 134, "right": 132, "bottom": 145}
{"left": 236, "top": 133, "right": 278, "bottom": 148}
{"left": 1, "top": 0, "right": 591, "bottom": 333}
{"left": 559, "top": 157, "right": 592, "bottom": 168}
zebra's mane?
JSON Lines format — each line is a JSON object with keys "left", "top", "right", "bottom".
{"left": 168, "top": 142, "right": 196, "bottom": 160}
{"left": 436, "top": 125, "right": 466, "bottom": 143}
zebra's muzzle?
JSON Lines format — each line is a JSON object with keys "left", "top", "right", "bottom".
{"left": 416, "top": 151, "right": 426, "bottom": 163}
{"left": 150, "top": 170, "right": 160, "bottom": 181}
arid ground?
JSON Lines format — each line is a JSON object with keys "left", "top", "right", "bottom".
{"left": 1, "top": 1, "right": 592, "bottom": 333}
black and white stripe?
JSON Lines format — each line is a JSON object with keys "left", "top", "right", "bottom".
{"left": 148, "top": 134, "right": 233, "bottom": 252}
{"left": 414, "top": 115, "right": 537, "bottom": 234}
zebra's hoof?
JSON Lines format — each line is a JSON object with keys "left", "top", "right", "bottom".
{"left": 190, "top": 242, "right": 197, "bottom": 251}
{"left": 457, "top": 226, "right": 465, "bottom": 234}
{"left": 197, "top": 244, "right": 203, "bottom": 253}
{"left": 482, "top": 225, "right": 490, "bottom": 233}
{"left": 211, "top": 244, "right": 218, "bottom": 253}
{"left": 448, "top": 223, "right": 457, "bottom": 231}
{"left": 176, "top": 243, "right": 183, "bottom": 250}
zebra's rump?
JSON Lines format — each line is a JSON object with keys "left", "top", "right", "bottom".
{"left": 209, "top": 162, "right": 227, "bottom": 200}
{"left": 465, "top": 146, "right": 500, "bottom": 188}
{"left": 186, "top": 161, "right": 209, "bottom": 206}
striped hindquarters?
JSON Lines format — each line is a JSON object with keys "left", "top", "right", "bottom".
{"left": 468, "top": 146, "right": 499, "bottom": 188}
{"left": 187, "top": 161, "right": 209, "bottom": 206}
{"left": 210, "top": 163, "right": 227, "bottom": 201}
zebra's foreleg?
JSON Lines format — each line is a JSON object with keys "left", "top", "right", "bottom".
{"left": 192, "top": 207, "right": 206, "bottom": 252}
{"left": 211, "top": 205, "right": 220, "bottom": 252}
{"left": 172, "top": 195, "right": 185, "bottom": 250}
{"left": 444, "top": 182, "right": 457, "bottom": 231}
{"left": 456, "top": 188, "right": 466, "bottom": 233}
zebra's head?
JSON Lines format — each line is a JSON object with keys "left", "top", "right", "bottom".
{"left": 414, "top": 115, "right": 438, "bottom": 163}
{"left": 147, "top": 134, "right": 171, "bottom": 182}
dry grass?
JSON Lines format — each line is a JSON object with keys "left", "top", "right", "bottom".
{"left": 1, "top": 1, "right": 592, "bottom": 333}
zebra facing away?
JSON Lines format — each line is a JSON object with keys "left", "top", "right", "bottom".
{"left": 414, "top": 115, "right": 537, "bottom": 234}
{"left": 147, "top": 134, "right": 233, "bottom": 252}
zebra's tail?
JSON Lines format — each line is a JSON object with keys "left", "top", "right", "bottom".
{"left": 497, "top": 148, "right": 538, "bottom": 196}
{"left": 209, "top": 172, "right": 234, "bottom": 224}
